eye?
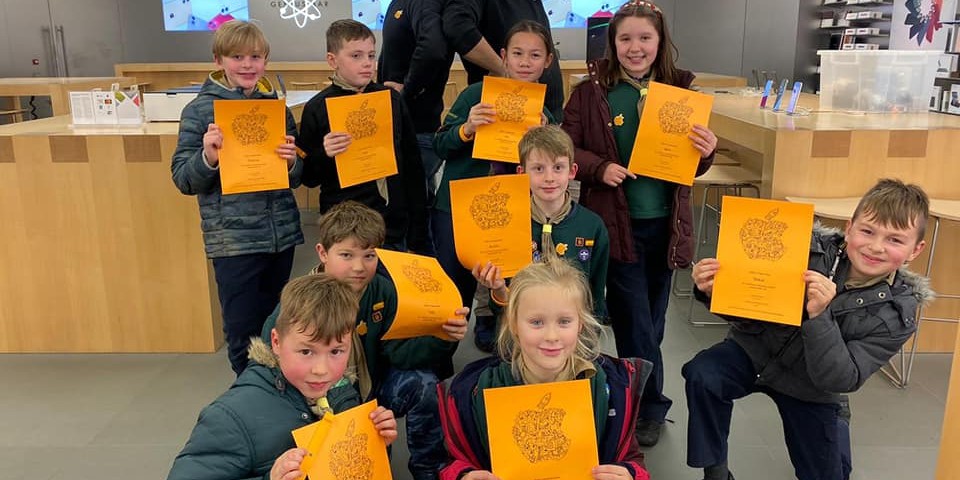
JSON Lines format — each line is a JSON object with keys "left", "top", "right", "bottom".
{"left": 559, "top": 317, "right": 575, "bottom": 326}
{"left": 529, "top": 318, "right": 544, "bottom": 327}
{"left": 339, "top": 252, "right": 352, "bottom": 259}
{"left": 860, "top": 228, "right": 872, "bottom": 235}
{"left": 890, "top": 237, "right": 904, "bottom": 245}
{"left": 364, "top": 253, "right": 377, "bottom": 260}
{"left": 251, "top": 54, "right": 262, "bottom": 60}
{"left": 331, "top": 347, "right": 346, "bottom": 356}
{"left": 298, "top": 349, "right": 312, "bottom": 356}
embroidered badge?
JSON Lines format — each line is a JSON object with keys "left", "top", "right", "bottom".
{"left": 585, "top": 239, "right": 595, "bottom": 247}
{"left": 373, "top": 301, "right": 385, "bottom": 311}
{"left": 357, "top": 321, "right": 368, "bottom": 336}
{"left": 394, "top": 9, "right": 403, "bottom": 19}
{"left": 613, "top": 113, "right": 624, "bottom": 127}
{"left": 372, "top": 311, "right": 383, "bottom": 323}
{"left": 556, "top": 243, "right": 568, "bottom": 256}
{"left": 533, "top": 250, "right": 542, "bottom": 262}
{"left": 578, "top": 248, "right": 591, "bottom": 262}
{"left": 575, "top": 237, "right": 584, "bottom": 247}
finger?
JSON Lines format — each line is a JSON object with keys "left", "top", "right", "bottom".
{"left": 280, "top": 471, "right": 303, "bottom": 480}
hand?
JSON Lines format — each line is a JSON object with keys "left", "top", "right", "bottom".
{"left": 601, "top": 163, "right": 636, "bottom": 187}
{"left": 804, "top": 270, "right": 836, "bottom": 319}
{"left": 276, "top": 135, "right": 298, "bottom": 169}
{"left": 383, "top": 81, "right": 404, "bottom": 92}
{"left": 202, "top": 123, "right": 223, "bottom": 167}
{"left": 463, "top": 470, "right": 501, "bottom": 480}
{"left": 592, "top": 464, "right": 632, "bottom": 480}
{"left": 323, "top": 131, "right": 352, "bottom": 157}
{"left": 689, "top": 124, "right": 718, "bottom": 158}
{"left": 692, "top": 258, "right": 720, "bottom": 296}
{"left": 441, "top": 309, "right": 470, "bottom": 341}
{"left": 463, "top": 102, "right": 496, "bottom": 137}
{"left": 472, "top": 262, "right": 507, "bottom": 301}
{"left": 270, "top": 447, "right": 307, "bottom": 480}
{"left": 370, "top": 406, "right": 398, "bottom": 446}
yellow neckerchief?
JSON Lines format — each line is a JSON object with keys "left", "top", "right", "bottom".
{"left": 619, "top": 66, "right": 655, "bottom": 118}
{"left": 530, "top": 192, "right": 573, "bottom": 262}
{"left": 307, "top": 396, "right": 332, "bottom": 418}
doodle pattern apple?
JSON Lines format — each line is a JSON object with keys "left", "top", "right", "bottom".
{"left": 657, "top": 96, "right": 694, "bottom": 135}
{"left": 739, "top": 208, "right": 788, "bottom": 260}
{"left": 512, "top": 392, "right": 571, "bottom": 463}
{"left": 231, "top": 106, "right": 270, "bottom": 145}
{"left": 469, "top": 183, "right": 512, "bottom": 230}
{"left": 345, "top": 99, "right": 378, "bottom": 139}
{"left": 402, "top": 260, "right": 442, "bottom": 293}
{"left": 328, "top": 419, "right": 373, "bottom": 480}
{"left": 495, "top": 86, "right": 529, "bottom": 123}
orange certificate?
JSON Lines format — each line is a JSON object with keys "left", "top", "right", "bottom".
{"left": 710, "top": 196, "right": 815, "bottom": 326}
{"left": 304, "top": 399, "right": 392, "bottom": 480}
{"left": 483, "top": 379, "right": 598, "bottom": 480}
{"left": 449, "top": 174, "right": 531, "bottom": 278}
{"left": 628, "top": 81, "right": 714, "bottom": 186}
{"left": 375, "top": 249, "right": 464, "bottom": 340}
{"left": 325, "top": 90, "right": 398, "bottom": 188}
{"left": 473, "top": 76, "right": 547, "bottom": 163}
{"left": 291, "top": 413, "right": 332, "bottom": 480}
{"left": 214, "top": 99, "right": 290, "bottom": 195}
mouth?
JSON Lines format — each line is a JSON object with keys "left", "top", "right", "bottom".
{"left": 861, "top": 253, "right": 884, "bottom": 264}
{"left": 540, "top": 347, "right": 564, "bottom": 357}
{"left": 306, "top": 381, "right": 330, "bottom": 392}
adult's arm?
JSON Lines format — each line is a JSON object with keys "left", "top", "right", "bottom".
{"left": 442, "top": 0, "right": 504, "bottom": 76}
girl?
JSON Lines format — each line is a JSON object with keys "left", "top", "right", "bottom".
{"left": 432, "top": 20, "right": 556, "bottom": 352}
{"left": 438, "top": 260, "right": 651, "bottom": 480}
{"left": 561, "top": 0, "right": 718, "bottom": 447}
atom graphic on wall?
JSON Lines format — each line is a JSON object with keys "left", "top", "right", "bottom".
{"left": 279, "top": 0, "right": 322, "bottom": 29}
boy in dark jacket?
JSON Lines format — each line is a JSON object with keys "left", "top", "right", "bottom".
{"left": 167, "top": 275, "right": 398, "bottom": 480}
{"left": 685, "top": 179, "right": 934, "bottom": 480}
{"left": 171, "top": 20, "right": 304, "bottom": 375}
{"left": 298, "top": 19, "right": 429, "bottom": 254}
{"left": 261, "top": 201, "right": 469, "bottom": 480}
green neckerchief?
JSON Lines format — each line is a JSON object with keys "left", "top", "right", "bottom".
{"left": 619, "top": 66, "right": 654, "bottom": 118}
{"left": 530, "top": 192, "right": 573, "bottom": 263}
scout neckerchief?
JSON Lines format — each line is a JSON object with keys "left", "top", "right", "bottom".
{"left": 530, "top": 191, "right": 573, "bottom": 262}
{"left": 619, "top": 66, "right": 655, "bottom": 119}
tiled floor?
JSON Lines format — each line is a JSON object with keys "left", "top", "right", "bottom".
{"left": 0, "top": 223, "right": 950, "bottom": 480}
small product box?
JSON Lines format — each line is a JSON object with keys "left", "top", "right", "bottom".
{"left": 930, "top": 85, "right": 942, "bottom": 111}
{"left": 842, "top": 44, "right": 856, "bottom": 50}
{"left": 948, "top": 84, "right": 960, "bottom": 114}
{"left": 936, "top": 53, "right": 958, "bottom": 78}
{"left": 845, "top": 28, "right": 857, "bottom": 35}
{"left": 821, "top": 18, "right": 836, "bottom": 27}
{"left": 856, "top": 27, "right": 880, "bottom": 35}
{"left": 857, "top": 11, "right": 883, "bottom": 19}
{"left": 837, "top": 19, "right": 851, "bottom": 27}
{"left": 845, "top": 12, "right": 859, "bottom": 20}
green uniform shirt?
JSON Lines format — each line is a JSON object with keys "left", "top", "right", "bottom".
{"left": 607, "top": 81, "right": 672, "bottom": 219}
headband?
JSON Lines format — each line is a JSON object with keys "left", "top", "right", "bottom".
{"left": 621, "top": 0, "right": 663, "bottom": 15}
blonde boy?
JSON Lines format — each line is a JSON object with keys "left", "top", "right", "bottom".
{"left": 168, "top": 275, "right": 397, "bottom": 480}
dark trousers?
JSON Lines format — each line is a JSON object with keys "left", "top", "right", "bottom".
{"left": 212, "top": 248, "right": 295, "bottom": 375}
{"left": 416, "top": 133, "right": 441, "bottom": 257}
{"left": 683, "top": 339, "right": 852, "bottom": 480}
{"left": 606, "top": 216, "right": 673, "bottom": 422}
{"left": 431, "top": 209, "right": 477, "bottom": 323}
{"left": 379, "top": 368, "right": 444, "bottom": 480}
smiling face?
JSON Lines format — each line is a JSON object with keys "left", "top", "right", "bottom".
{"left": 272, "top": 327, "right": 351, "bottom": 400}
{"left": 519, "top": 149, "right": 578, "bottom": 211}
{"left": 614, "top": 16, "right": 660, "bottom": 78}
{"left": 215, "top": 51, "right": 267, "bottom": 96}
{"left": 317, "top": 237, "right": 379, "bottom": 293}
{"left": 844, "top": 214, "right": 925, "bottom": 281}
{"left": 513, "top": 285, "right": 581, "bottom": 384}
{"left": 327, "top": 37, "right": 377, "bottom": 89}
{"left": 501, "top": 31, "right": 553, "bottom": 83}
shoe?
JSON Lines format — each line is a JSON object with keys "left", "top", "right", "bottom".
{"left": 634, "top": 419, "right": 663, "bottom": 447}
{"left": 701, "top": 473, "right": 735, "bottom": 480}
{"left": 473, "top": 315, "right": 496, "bottom": 353}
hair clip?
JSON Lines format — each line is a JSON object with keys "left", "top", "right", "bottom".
{"left": 623, "top": 0, "right": 663, "bottom": 15}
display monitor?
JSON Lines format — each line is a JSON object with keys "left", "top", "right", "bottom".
{"left": 351, "top": 0, "right": 628, "bottom": 30}
{"left": 162, "top": 0, "right": 250, "bottom": 32}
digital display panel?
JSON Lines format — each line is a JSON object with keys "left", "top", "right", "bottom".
{"left": 352, "top": 0, "right": 629, "bottom": 30}
{"left": 163, "top": 0, "right": 250, "bottom": 32}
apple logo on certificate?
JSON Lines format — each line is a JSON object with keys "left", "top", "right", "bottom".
{"left": 512, "top": 392, "right": 571, "bottom": 463}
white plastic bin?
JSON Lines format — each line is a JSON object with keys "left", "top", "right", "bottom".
{"left": 818, "top": 50, "right": 941, "bottom": 112}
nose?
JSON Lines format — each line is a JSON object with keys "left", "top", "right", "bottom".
{"left": 311, "top": 357, "right": 328, "bottom": 378}
{"left": 543, "top": 324, "right": 559, "bottom": 342}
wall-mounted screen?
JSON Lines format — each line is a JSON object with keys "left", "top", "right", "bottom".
{"left": 351, "top": 0, "right": 628, "bottom": 30}
{"left": 163, "top": 0, "right": 250, "bottom": 32}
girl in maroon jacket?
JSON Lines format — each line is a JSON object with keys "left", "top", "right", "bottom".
{"left": 561, "top": 0, "right": 717, "bottom": 447}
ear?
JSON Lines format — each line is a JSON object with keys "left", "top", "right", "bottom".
{"left": 500, "top": 47, "right": 508, "bottom": 62}
{"left": 316, "top": 243, "right": 329, "bottom": 264}
{"left": 544, "top": 52, "right": 555, "bottom": 69}
{"left": 516, "top": 165, "right": 525, "bottom": 174}
{"left": 270, "top": 328, "right": 281, "bottom": 354}
{"left": 213, "top": 55, "right": 224, "bottom": 68}
{"left": 844, "top": 219, "right": 852, "bottom": 238}
{"left": 569, "top": 162, "right": 579, "bottom": 179}
{"left": 907, "top": 239, "right": 926, "bottom": 263}
{"left": 326, "top": 52, "right": 337, "bottom": 70}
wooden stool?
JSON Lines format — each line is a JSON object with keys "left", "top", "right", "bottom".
{"left": 684, "top": 165, "right": 761, "bottom": 326}
{"left": 0, "top": 108, "right": 27, "bottom": 123}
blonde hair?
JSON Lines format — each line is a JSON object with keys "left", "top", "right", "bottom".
{"left": 853, "top": 178, "right": 929, "bottom": 241}
{"left": 497, "top": 260, "right": 601, "bottom": 381}
{"left": 316, "top": 201, "right": 386, "bottom": 250}
{"left": 519, "top": 125, "right": 575, "bottom": 169}
{"left": 212, "top": 20, "right": 270, "bottom": 59}
{"left": 275, "top": 274, "right": 357, "bottom": 343}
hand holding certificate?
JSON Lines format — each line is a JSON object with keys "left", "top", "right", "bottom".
{"left": 325, "top": 90, "right": 398, "bottom": 187}
{"left": 450, "top": 174, "right": 531, "bottom": 278}
{"left": 291, "top": 400, "right": 393, "bottom": 480}
{"left": 710, "top": 197, "right": 815, "bottom": 326}
{"left": 214, "top": 99, "right": 290, "bottom": 195}
{"left": 375, "top": 249, "right": 464, "bottom": 340}
{"left": 629, "top": 81, "right": 714, "bottom": 186}
{"left": 473, "top": 76, "right": 547, "bottom": 163}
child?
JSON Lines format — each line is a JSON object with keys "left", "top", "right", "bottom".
{"left": 438, "top": 260, "right": 652, "bottom": 480}
{"left": 433, "top": 19, "right": 556, "bottom": 350}
{"left": 685, "top": 179, "right": 932, "bottom": 480}
{"left": 167, "top": 274, "right": 398, "bottom": 480}
{"left": 261, "top": 201, "right": 469, "bottom": 480}
{"left": 561, "top": 0, "right": 718, "bottom": 445}
{"left": 170, "top": 20, "right": 304, "bottom": 375}
{"left": 473, "top": 125, "right": 610, "bottom": 322}
{"left": 297, "top": 19, "right": 429, "bottom": 254}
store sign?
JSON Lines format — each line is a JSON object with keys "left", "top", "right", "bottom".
{"left": 270, "top": 0, "right": 326, "bottom": 28}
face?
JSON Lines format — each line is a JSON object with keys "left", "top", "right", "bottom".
{"left": 614, "top": 16, "right": 660, "bottom": 78}
{"left": 500, "top": 31, "right": 553, "bottom": 83}
{"left": 215, "top": 51, "right": 268, "bottom": 95}
{"left": 272, "top": 328, "right": 350, "bottom": 399}
{"left": 513, "top": 285, "right": 581, "bottom": 383}
{"left": 519, "top": 149, "right": 578, "bottom": 206}
{"left": 327, "top": 37, "right": 377, "bottom": 89}
{"left": 317, "top": 237, "right": 378, "bottom": 292}
{"left": 844, "top": 214, "right": 925, "bottom": 281}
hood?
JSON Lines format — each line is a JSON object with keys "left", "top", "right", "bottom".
{"left": 201, "top": 70, "right": 278, "bottom": 99}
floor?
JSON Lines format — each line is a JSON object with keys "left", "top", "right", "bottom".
{"left": 0, "top": 222, "right": 950, "bottom": 480}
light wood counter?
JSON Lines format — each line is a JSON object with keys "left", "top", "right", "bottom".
{"left": 707, "top": 88, "right": 960, "bottom": 353}
{"left": 0, "top": 77, "right": 137, "bottom": 116}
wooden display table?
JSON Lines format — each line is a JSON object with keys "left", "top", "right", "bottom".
{"left": 0, "top": 77, "right": 137, "bottom": 116}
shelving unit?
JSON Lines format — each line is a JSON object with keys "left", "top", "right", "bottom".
{"left": 802, "top": 0, "right": 893, "bottom": 92}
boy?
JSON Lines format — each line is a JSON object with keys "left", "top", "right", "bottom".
{"left": 684, "top": 178, "right": 933, "bottom": 480}
{"left": 298, "top": 19, "right": 430, "bottom": 254}
{"left": 171, "top": 20, "right": 303, "bottom": 375}
{"left": 167, "top": 274, "right": 398, "bottom": 480}
{"left": 261, "top": 201, "right": 469, "bottom": 480}
{"left": 473, "top": 125, "right": 610, "bottom": 348}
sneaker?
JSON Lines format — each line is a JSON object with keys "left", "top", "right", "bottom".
{"left": 634, "top": 419, "right": 663, "bottom": 447}
{"left": 701, "top": 473, "right": 735, "bottom": 480}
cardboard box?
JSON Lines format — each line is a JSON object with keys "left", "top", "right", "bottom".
{"left": 936, "top": 53, "right": 959, "bottom": 78}
{"left": 856, "top": 27, "right": 880, "bottom": 35}
{"left": 931, "top": 85, "right": 942, "bottom": 111}
{"left": 948, "top": 84, "right": 960, "bottom": 114}
{"left": 845, "top": 28, "right": 857, "bottom": 35}
{"left": 821, "top": 18, "right": 836, "bottom": 27}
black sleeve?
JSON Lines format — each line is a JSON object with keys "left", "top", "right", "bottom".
{"left": 442, "top": 0, "right": 485, "bottom": 56}
{"left": 403, "top": 0, "right": 450, "bottom": 102}
{"left": 295, "top": 97, "right": 331, "bottom": 189}
{"left": 394, "top": 92, "right": 429, "bottom": 253}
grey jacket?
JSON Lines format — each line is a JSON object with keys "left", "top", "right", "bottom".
{"left": 171, "top": 72, "right": 304, "bottom": 258}
{"left": 697, "top": 227, "right": 933, "bottom": 404}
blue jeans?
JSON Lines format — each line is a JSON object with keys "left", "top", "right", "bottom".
{"left": 683, "top": 339, "right": 852, "bottom": 480}
{"left": 605, "top": 216, "right": 673, "bottom": 422}
{"left": 378, "top": 368, "right": 443, "bottom": 480}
